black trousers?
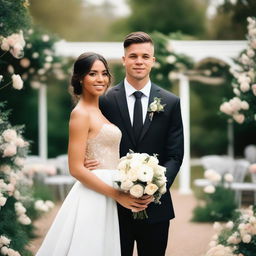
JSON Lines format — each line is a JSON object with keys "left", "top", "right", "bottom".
{"left": 119, "top": 213, "right": 170, "bottom": 256}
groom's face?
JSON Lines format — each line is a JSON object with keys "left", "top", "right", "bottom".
{"left": 122, "top": 42, "right": 155, "bottom": 84}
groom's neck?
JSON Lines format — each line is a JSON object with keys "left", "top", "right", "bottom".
{"left": 125, "top": 77, "right": 150, "bottom": 91}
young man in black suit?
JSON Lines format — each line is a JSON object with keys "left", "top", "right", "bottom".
{"left": 87, "top": 32, "right": 184, "bottom": 256}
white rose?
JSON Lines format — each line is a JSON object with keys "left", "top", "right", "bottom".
{"left": 242, "top": 234, "right": 252, "bottom": 243}
{"left": 155, "top": 165, "right": 166, "bottom": 175}
{"left": 12, "top": 74, "right": 23, "bottom": 90}
{"left": 144, "top": 183, "right": 158, "bottom": 195}
{"left": 224, "top": 173, "right": 234, "bottom": 183}
{"left": 120, "top": 179, "right": 134, "bottom": 191}
{"left": 159, "top": 184, "right": 167, "bottom": 194}
{"left": 1, "top": 38, "right": 10, "bottom": 51}
{"left": 247, "top": 48, "right": 255, "bottom": 58}
{"left": 15, "top": 202, "right": 26, "bottom": 215}
{"left": 42, "top": 34, "right": 50, "bottom": 42}
{"left": 219, "top": 102, "right": 233, "bottom": 115}
{"left": 225, "top": 221, "right": 234, "bottom": 229}
{"left": 147, "top": 156, "right": 159, "bottom": 168}
{"left": 166, "top": 55, "right": 176, "bottom": 64}
{"left": 15, "top": 137, "right": 25, "bottom": 147}
{"left": 18, "top": 215, "right": 31, "bottom": 225}
{"left": 137, "top": 165, "right": 153, "bottom": 182}
{"left": 251, "top": 84, "right": 256, "bottom": 96}
{"left": 2, "top": 129, "right": 17, "bottom": 142}
{"left": 1, "top": 246, "right": 9, "bottom": 255}
{"left": 204, "top": 185, "right": 215, "bottom": 194}
{"left": 149, "top": 101, "right": 158, "bottom": 112}
{"left": 130, "top": 159, "right": 143, "bottom": 170}
{"left": 233, "top": 113, "right": 245, "bottom": 124}
{"left": 3, "top": 143, "right": 17, "bottom": 157}
{"left": 241, "top": 53, "right": 250, "bottom": 65}
{"left": 129, "top": 184, "right": 144, "bottom": 198}
{"left": 117, "top": 159, "right": 130, "bottom": 171}
{"left": 14, "top": 157, "right": 25, "bottom": 166}
{"left": 206, "top": 244, "right": 233, "bottom": 256}
{"left": 241, "top": 100, "right": 249, "bottom": 110}
{"left": 0, "top": 196, "right": 7, "bottom": 206}
{"left": 233, "top": 88, "right": 241, "bottom": 96}
{"left": 156, "top": 174, "right": 167, "bottom": 186}
{"left": 213, "top": 222, "right": 222, "bottom": 232}
{"left": 240, "top": 82, "right": 250, "bottom": 92}
{"left": 0, "top": 235, "right": 11, "bottom": 246}
{"left": 127, "top": 169, "right": 138, "bottom": 182}
{"left": 0, "top": 165, "right": 11, "bottom": 174}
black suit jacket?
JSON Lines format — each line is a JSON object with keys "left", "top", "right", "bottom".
{"left": 100, "top": 81, "right": 184, "bottom": 223}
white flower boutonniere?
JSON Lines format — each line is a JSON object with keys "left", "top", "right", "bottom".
{"left": 148, "top": 97, "right": 166, "bottom": 121}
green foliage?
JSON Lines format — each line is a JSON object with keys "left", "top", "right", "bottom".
{"left": 0, "top": 0, "right": 31, "bottom": 37}
{"left": 150, "top": 32, "right": 194, "bottom": 90}
{"left": 206, "top": 206, "right": 256, "bottom": 256}
{"left": 115, "top": 0, "right": 207, "bottom": 38}
{"left": 192, "top": 186, "right": 237, "bottom": 222}
{"left": 29, "top": 0, "right": 119, "bottom": 41}
{"left": 0, "top": 25, "right": 70, "bottom": 156}
{"left": 209, "top": 0, "right": 256, "bottom": 39}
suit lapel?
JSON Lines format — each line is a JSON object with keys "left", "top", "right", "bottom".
{"left": 139, "top": 83, "right": 161, "bottom": 143}
{"left": 113, "top": 82, "right": 136, "bottom": 146}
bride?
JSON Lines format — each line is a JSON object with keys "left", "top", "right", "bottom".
{"left": 36, "top": 52, "right": 150, "bottom": 256}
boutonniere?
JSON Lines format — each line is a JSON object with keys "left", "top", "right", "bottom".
{"left": 147, "top": 97, "right": 166, "bottom": 121}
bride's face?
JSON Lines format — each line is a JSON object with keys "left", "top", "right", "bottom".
{"left": 82, "top": 60, "right": 109, "bottom": 96}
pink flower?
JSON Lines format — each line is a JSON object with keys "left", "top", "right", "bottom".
{"left": 233, "top": 113, "right": 245, "bottom": 124}
{"left": 3, "top": 143, "right": 17, "bottom": 157}
{"left": 252, "top": 84, "right": 256, "bottom": 96}
{"left": 249, "top": 164, "right": 256, "bottom": 173}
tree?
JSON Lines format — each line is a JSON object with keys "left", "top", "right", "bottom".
{"left": 208, "top": 0, "right": 256, "bottom": 39}
{"left": 113, "top": 0, "right": 207, "bottom": 38}
{"left": 29, "top": 0, "right": 119, "bottom": 41}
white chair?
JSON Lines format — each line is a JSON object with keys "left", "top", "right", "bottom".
{"left": 244, "top": 145, "right": 256, "bottom": 164}
{"left": 44, "top": 154, "right": 75, "bottom": 201}
{"left": 201, "top": 155, "right": 234, "bottom": 175}
{"left": 230, "top": 159, "right": 250, "bottom": 207}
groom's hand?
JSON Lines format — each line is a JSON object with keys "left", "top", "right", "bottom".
{"left": 84, "top": 159, "right": 99, "bottom": 170}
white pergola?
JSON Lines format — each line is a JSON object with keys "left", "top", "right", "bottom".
{"left": 39, "top": 40, "right": 246, "bottom": 194}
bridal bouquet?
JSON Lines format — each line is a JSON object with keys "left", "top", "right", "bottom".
{"left": 116, "top": 151, "right": 167, "bottom": 219}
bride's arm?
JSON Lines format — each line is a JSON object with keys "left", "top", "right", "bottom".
{"left": 68, "top": 109, "right": 150, "bottom": 211}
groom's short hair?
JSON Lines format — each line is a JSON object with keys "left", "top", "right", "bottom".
{"left": 123, "top": 31, "right": 154, "bottom": 48}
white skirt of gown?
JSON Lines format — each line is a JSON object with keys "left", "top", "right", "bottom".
{"left": 36, "top": 169, "right": 121, "bottom": 256}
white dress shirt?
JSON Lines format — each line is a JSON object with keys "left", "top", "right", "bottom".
{"left": 124, "top": 78, "right": 151, "bottom": 125}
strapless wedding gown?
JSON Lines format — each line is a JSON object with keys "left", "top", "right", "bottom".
{"left": 36, "top": 124, "right": 122, "bottom": 256}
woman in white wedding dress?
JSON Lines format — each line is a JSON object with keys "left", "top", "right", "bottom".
{"left": 36, "top": 52, "right": 149, "bottom": 256}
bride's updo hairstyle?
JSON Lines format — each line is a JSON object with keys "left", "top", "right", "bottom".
{"left": 70, "top": 52, "right": 111, "bottom": 96}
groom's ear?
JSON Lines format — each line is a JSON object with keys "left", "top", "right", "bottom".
{"left": 122, "top": 56, "right": 126, "bottom": 66}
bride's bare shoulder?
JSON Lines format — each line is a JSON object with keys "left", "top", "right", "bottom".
{"left": 70, "top": 104, "right": 90, "bottom": 123}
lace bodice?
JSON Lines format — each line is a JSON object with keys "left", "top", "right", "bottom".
{"left": 85, "top": 124, "right": 122, "bottom": 169}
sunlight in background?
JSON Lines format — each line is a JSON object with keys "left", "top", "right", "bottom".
{"left": 85, "top": 0, "right": 131, "bottom": 16}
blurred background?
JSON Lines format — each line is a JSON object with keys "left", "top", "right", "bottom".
{"left": 1, "top": 0, "right": 256, "bottom": 158}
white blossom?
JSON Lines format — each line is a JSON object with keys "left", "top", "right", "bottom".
{"left": 130, "top": 184, "right": 144, "bottom": 198}
{"left": 144, "top": 183, "right": 158, "bottom": 195}
{"left": 11, "top": 74, "right": 23, "bottom": 90}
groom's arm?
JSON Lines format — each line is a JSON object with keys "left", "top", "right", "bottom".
{"left": 163, "top": 98, "right": 184, "bottom": 189}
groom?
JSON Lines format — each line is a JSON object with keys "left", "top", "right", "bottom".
{"left": 89, "top": 32, "right": 184, "bottom": 256}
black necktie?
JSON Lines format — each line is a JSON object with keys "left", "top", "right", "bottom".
{"left": 133, "top": 91, "right": 143, "bottom": 141}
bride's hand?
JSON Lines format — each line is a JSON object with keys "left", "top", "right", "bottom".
{"left": 114, "top": 191, "right": 151, "bottom": 212}
{"left": 84, "top": 159, "right": 99, "bottom": 170}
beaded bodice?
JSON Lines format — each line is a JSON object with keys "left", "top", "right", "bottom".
{"left": 85, "top": 124, "right": 122, "bottom": 169}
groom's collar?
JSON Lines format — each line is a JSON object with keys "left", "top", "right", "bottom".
{"left": 124, "top": 78, "right": 151, "bottom": 98}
